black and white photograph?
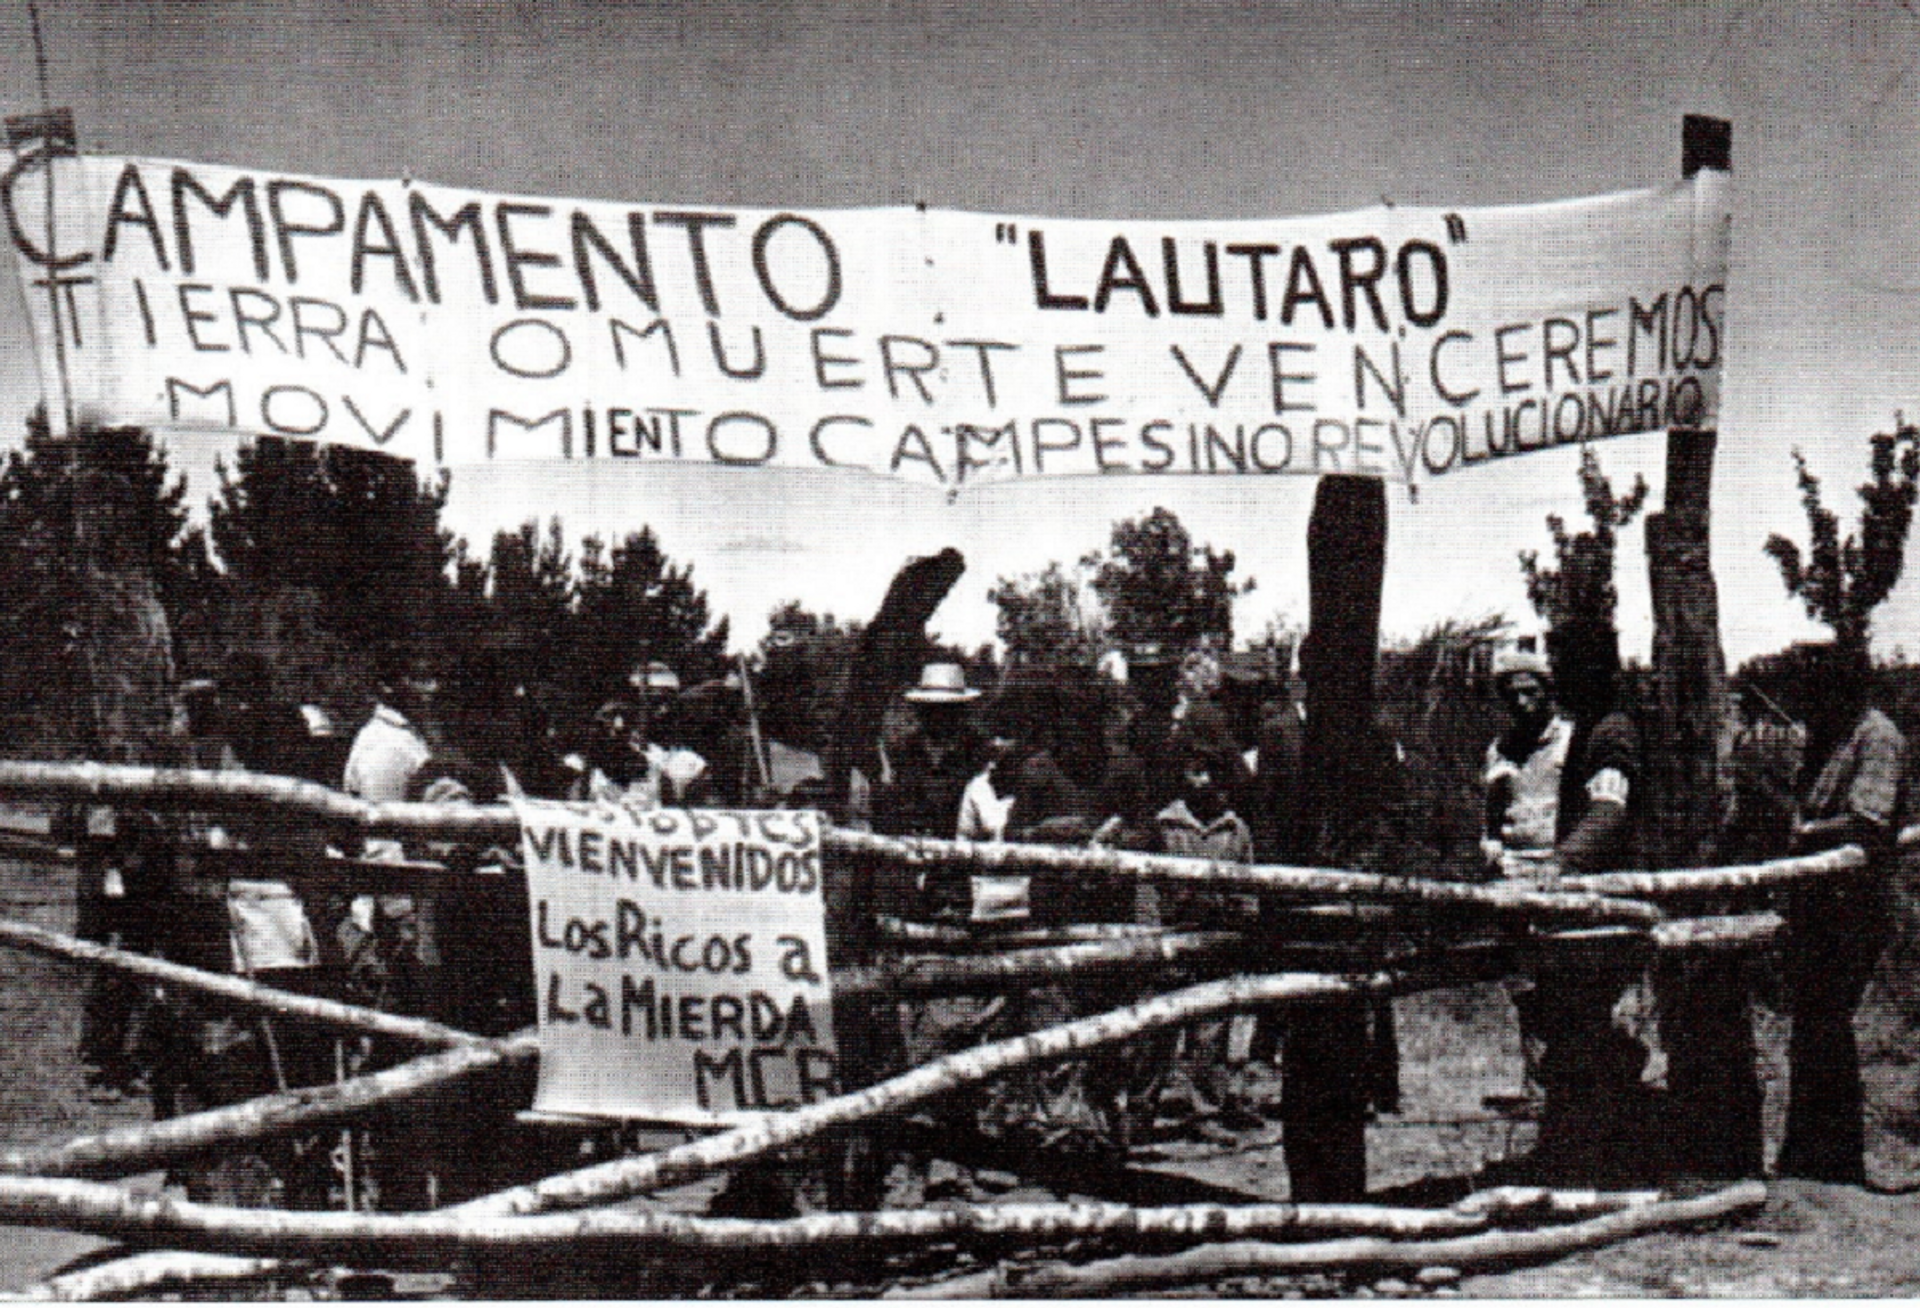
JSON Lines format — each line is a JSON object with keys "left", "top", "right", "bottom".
{"left": 0, "top": 0, "right": 1909, "bottom": 1297}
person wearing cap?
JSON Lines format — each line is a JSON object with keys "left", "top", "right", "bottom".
{"left": 1481, "top": 644, "right": 1572, "bottom": 879}
{"left": 873, "top": 662, "right": 985, "bottom": 916}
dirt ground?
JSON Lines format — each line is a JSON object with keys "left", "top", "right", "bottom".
{"left": 3, "top": 838, "right": 1920, "bottom": 1298}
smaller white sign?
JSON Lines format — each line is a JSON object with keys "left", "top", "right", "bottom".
{"left": 512, "top": 799, "right": 838, "bottom": 1124}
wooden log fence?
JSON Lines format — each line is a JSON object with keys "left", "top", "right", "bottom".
{"left": 0, "top": 759, "right": 1834, "bottom": 1295}
{"left": 452, "top": 972, "right": 1388, "bottom": 1218}
{"left": 888, "top": 1180, "right": 1767, "bottom": 1298}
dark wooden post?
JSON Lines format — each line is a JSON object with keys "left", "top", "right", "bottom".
{"left": 1301, "top": 475, "right": 1388, "bottom": 854}
{"left": 1287, "top": 472, "right": 1389, "bottom": 1203}
{"left": 1647, "top": 116, "right": 1761, "bottom": 1182}
{"left": 1645, "top": 113, "right": 1734, "bottom": 868}
{"left": 1644, "top": 428, "right": 1731, "bottom": 866}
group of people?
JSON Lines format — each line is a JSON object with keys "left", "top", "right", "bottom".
{"left": 72, "top": 646, "right": 541, "bottom": 1207}
{"left": 70, "top": 617, "right": 1912, "bottom": 1209}
{"left": 1482, "top": 627, "right": 1909, "bottom": 1187}
{"left": 860, "top": 649, "right": 1386, "bottom": 1201}
{"left": 857, "top": 620, "right": 1911, "bottom": 1196}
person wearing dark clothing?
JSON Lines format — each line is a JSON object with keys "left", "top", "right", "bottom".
{"left": 76, "top": 806, "right": 171, "bottom": 1100}
{"left": 146, "top": 664, "right": 342, "bottom": 1206}
{"left": 1776, "top": 642, "right": 1908, "bottom": 1185}
{"left": 1004, "top": 671, "right": 1153, "bottom": 925}
{"left": 1154, "top": 716, "right": 1262, "bottom": 1135}
{"left": 987, "top": 668, "right": 1157, "bottom": 1153}
{"left": 1518, "top": 620, "right": 1657, "bottom": 1186}
{"left": 1246, "top": 684, "right": 1308, "bottom": 868}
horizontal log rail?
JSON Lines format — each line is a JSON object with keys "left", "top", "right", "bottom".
{"left": 0, "top": 1184, "right": 1677, "bottom": 1294}
{"left": 1647, "top": 911, "right": 1783, "bottom": 952}
{"left": 6, "top": 760, "right": 1906, "bottom": 922}
{"left": 873, "top": 919, "right": 1171, "bottom": 948}
{"left": 835, "top": 931, "right": 1244, "bottom": 999}
{"left": 453, "top": 971, "right": 1387, "bottom": 1218}
{"left": 21, "top": 1250, "right": 287, "bottom": 1302}
{"left": 0, "top": 1180, "right": 1499, "bottom": 1266}
{"left": 891, "top": 1181, "right": 1768, "bottom": 1298}
{"left": 0, "top": 1035, "right": 538, "bottom": 1180}
{"left": 3, "top": 757, "right": 1913, "bottom": 856}
{"left": 0, "top": 761, "right": 1631, "bottom": 928}
{"left": 0, "top": 759, "right": 1661, "bottom": 923}
{"left": 1561, "top": 845, "right": 1868, "bottom": 898}
{"left": 0, "top": 761, "right": 495, "bottom": 838}
{"left": 834, "top": 830, "right": 1665, "bottom": 925}
{"left": 0, "top": 918, "right": 491, "bottom": 1049}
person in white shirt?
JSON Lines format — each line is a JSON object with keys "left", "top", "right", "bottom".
{"left": 1481, "top": 646, "right": 1573, "bottom": 878}
{"left": 340, "top": 650, "right": 440, "bottom": 989}
{"left": 956, "top": 733, "right": 1025, "bottom": 922}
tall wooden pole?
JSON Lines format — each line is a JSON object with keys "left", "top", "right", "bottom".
{"left": 1642, "top": 113, "right": 1734, "bottom": 868}
{"left": 1290, "top": 472, "right": 1389, "bottom": 1203}
{"left": 1646, "top": 114, "right": 1760, "bottom": 1181}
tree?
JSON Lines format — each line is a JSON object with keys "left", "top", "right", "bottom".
{"left": 205, "top": 437, "right": 459, "bottom": 667}
{"left": 1083, "top": 507, "right": 1250, "bottom": 654}
{"left": 1762, "top": 421, "right": 1920, "bottom": 655}
{"left": 0, "top": 412, "right": 197, "bottom": 751}
{"left": 756, "top": 602, "right": 862, "bottom": 753}
{"left": 1518, "top": 447, "right": 1649, "bottom": 630}
{"left": 477, "top": 518, "right": 575, "bottom": 686}
{"left": 572, "top": 527, "right": 730, "bottom": 713}
{"left": 988, "top": 560, "right": 1103, "bottom": 669}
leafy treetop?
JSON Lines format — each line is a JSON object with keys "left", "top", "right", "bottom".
{"left": 1518, "top": 447, "right": 1649, "bottom": 631}
{"left": 1762, "top": 421, "right": 1920, "bottom": 655}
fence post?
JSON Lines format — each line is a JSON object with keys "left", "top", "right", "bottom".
{"left": 1645, "top": 114, "right": 1761, "bottom": 1181}
{"left": 1293, "top": 472, "right": 1390, "bottom": 1203}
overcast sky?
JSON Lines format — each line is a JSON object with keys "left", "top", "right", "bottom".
{"left": 0, "top": 0, "right": 1916, "bottom": 666}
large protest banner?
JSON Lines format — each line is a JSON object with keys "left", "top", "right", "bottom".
{"left": 512, "top": 799, "right": 838, "bottom": 1123}
{"left": 5, "top": 135, "right": 1727, "bottom": 483}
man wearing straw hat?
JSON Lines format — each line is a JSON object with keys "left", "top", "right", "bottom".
{"left": 873, "top": 661, "right": 986, "bottom": 918}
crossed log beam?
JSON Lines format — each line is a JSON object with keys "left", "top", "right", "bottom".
{"left": 0, "top": 1175, "right": 1693, "bottom": 1271}
{"left": 0, "top": 960, "right": 1762, "bottom": 1299}
{"left": 0, "top": 760, "right": 1861, "bottom": 1295}
{"left": 0, "top": 759, "right": 1884, "bottom": 919}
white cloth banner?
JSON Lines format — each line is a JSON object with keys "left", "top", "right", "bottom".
{"left": 6, "top": 144, "right": 1727, "bottom": 482}
{"left": 511, "top": 798, "right": 838, "bottom": 1124}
